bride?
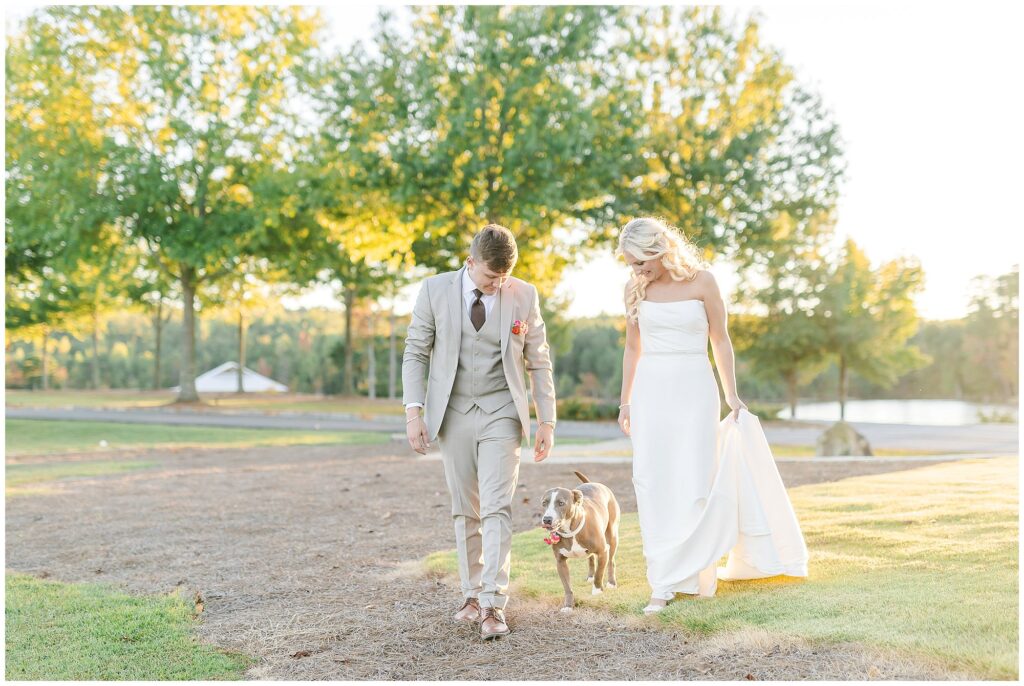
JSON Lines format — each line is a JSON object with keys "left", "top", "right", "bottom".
{"left": 616, "top": 217, "right": 808, "bottom": 614}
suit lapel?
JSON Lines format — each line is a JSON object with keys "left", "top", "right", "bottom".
{"left": 499, "top": 279, "right": 514, "bottom": 356}
{"left": 448, "top": 267, "right": 464, "bottom": 346}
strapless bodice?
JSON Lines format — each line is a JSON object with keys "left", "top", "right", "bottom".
{"left": 638, "top": 299, "right": 709, "bottom": 355}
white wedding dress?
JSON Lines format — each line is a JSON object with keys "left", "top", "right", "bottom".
{"left": 630, "top": 299, "right": 809, "bottom": 599}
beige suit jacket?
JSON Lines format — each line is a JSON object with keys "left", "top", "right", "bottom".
{"left": 402, "top": 266, "right": 557, "bottom": 446}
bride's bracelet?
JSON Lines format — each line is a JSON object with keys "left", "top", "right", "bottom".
{"left": 619, "top": 403, "right": 630, "bottom": 409}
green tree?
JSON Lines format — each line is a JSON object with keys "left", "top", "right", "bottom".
{"left": 70, "top": 226, "right": 141, "bottom": 389}
{"left": 322, "top": 257, "right": 394, "bottom": 396}
{"left": 816, "top": 239, "right": 930, "bottom": 419}
{"left": 558, "top": 323, "right": 624, "bottom": 400}
{"left": 6, "top": 7, "right": 122, "bottom": 390}
{"left": 247, "top": 151, "right": 411, "bottom": 397}
{"left": 324, "top": 6, "right": 640, "bottom": 296}
{"left": 5, "top": 10, "right": 115, "bottom": 284}
{"left": 121, "top": 250, "right": 181, "bottom": 390}
{"left": 963, "top": 266, "right": 1018, "bottom": 401}
{"left": 5, "top": 269, "right": 92, "bottom": 390}
{"left": 203, "top": 261, "right": 286, "bottom": 392}
{"left": 601, "top": 7, "right": 844, "bottom": 270}
{"left": 733, "top": 310, "right": 829, "bottom": 418}
{"left": 733, "top": 212, "right": 835, "bottom": 417}
{"left": 11, "top": 6, "right": 325, "bottom": 402}
{"left": 858, "top": 319, "right": 965, "bottom": 401}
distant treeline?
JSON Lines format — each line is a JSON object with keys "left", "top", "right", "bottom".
{"left": 8, "top": 267, "right": 1017, "bottom": 407}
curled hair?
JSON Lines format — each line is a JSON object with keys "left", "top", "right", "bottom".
{"left": 615, "top": 217, "right": 707, "bottom": 322}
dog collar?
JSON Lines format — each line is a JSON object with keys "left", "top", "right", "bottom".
{"left": 553, "top": 510, "right": 586, "bottom": 539}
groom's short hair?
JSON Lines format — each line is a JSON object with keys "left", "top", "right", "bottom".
{"left": 470, "top": 224, "right": 518, "bottom": 273}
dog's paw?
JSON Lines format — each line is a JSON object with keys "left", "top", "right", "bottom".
{"left": 606, "top": 582, "right": 617, "bottom": 589}
{"left": 559, "top": 606, "right": 574, "bottom": 614}
{"left": 585, "top": 576, "right": 594, "bottom": 583}
{"left": 591, "top": 586, "right": 603, "bottom": 596}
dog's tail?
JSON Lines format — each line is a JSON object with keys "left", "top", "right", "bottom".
{"left": 573, "top": 471, "right": 590, "bottom": 484}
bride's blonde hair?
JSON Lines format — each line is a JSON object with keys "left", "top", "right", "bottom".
{"left": 616, "top": 217, "right": 707, "bottom": 322}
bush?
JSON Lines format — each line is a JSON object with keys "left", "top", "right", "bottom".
{"left": 977, "top": 408, "right": 1017, "bottom": 423}
{"left": 557, "top": 397, "right": 620, "bottom": 421}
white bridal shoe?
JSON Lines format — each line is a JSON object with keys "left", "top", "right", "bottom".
{"left": 642, "top": 599, "right": 668, "bottom": 615}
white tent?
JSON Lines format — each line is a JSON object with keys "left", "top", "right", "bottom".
{"left": 169, "top": 361, "right": 288, "bottom": 393}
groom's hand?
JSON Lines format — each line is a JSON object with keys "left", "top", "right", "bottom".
{"left": 534, "top": 423, "right": 555, "bottom": 462}
{"left": 406, "top": 411, "right": 430, "bottom": 454}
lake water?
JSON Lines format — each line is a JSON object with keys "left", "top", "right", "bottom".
{"left": 777, "top": 399, "right": 1018, "bottom": 426}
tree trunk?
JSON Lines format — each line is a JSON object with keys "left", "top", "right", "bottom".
{"left": 91, "top": 303, "right": 102, "bottom": 390}
{"left": 177, "top": 266, "right": 200, "bottom": 402}
{"left": 838, "top": 354, "right": 847, "bottom": 421}
{"left": 40, "top": 329, "right": 50, "bottom": 391}
{"left": 367, "top": 307, "right": 377, "bottom": 400}
{"left": 343, "top": 286, "right": 355, "bottom": 396}
{"left": 388, "top": 308, "right": 397, "bottom": 400}
{"left": 786, "top": 370, "right": 797, "bottom": 419}
{"left": 153, "top": 300, "right": 164, "bottom": 390}
{"left": 236, "top": 310, "right": 246, "bottom": 393}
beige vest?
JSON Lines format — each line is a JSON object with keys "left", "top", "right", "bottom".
{"left": 448, "top": 295, "right": 514, "bottom": 413}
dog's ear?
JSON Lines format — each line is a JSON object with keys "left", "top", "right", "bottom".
{"left": 572, "top": 489, "right": 583, "bottom": 503}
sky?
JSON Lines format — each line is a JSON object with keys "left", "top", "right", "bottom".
{"left": 554, "top": 3, "right": 1024, "bottom": 322}
{"left": 6, "top": 3, "right": 1022, "bottom": 321}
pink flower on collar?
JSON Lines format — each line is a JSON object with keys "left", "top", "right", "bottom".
{"left": 512, "top": 319, "right": 528, "bottom": 336}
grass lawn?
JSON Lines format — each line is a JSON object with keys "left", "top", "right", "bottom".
{"left": 583, "top": 444, "right": 952, "bottom": 459}
{"left": 425, "top": 456, "right": 1018, "bottom": 679}
{"left": 5, "top": 419, "right": 390, "bottom": 456}
{"left": 5, "top": 573, "right": 249, "bottom": 679}
{"left": 5, "top": 390, "right": 407, "bottom": 415}
{"left": 5, "top": 390, "right": 171, "bottom": 408}
{"left": 208, "top": 396, "right": 406, "bottom": 415}
{"left": 6, "top": 460, "right": 158, "bottom": 497}
{"left": 770, "top": 444, "right": 950, "bottom": 458}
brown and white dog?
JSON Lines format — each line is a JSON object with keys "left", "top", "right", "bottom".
{"left": 540, "top": 471, "right": 620, "bottom": 612}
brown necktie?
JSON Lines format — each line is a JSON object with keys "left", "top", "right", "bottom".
{"left": 470, "top": 288, "right": 485, "bottom": 331}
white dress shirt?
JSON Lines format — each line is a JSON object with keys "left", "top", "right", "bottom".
{"left": 461, "top": 267, "right": 497, "bottom": 319}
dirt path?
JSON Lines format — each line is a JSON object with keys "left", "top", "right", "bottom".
{"left": 5, "top": 442, "right": 975, "bottom": 680}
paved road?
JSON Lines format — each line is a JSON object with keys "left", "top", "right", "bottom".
{"left": 6, "top": 405, "right": 1019, "bottom": 454}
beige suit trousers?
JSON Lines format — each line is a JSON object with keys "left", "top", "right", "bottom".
{"left": 437, "top": 400, "right": 522, "bottom": 610}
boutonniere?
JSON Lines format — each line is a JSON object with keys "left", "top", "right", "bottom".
{"left": 512, "top": 319, "right": 528, "bottom": 336}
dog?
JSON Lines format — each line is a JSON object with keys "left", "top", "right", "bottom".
{"left": 540, "top": 471, "right": 620, "bottom": 612}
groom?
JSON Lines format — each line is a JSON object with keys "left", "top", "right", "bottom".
{"left": 403, "top": 223, "right": 557, "bottom": 640}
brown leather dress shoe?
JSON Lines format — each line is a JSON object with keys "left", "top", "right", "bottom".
{"left": 453, "top": 597, "right": 481, "bottom": 623}
{"left": 479, "top": 607, "right": 511, "bottom": 640}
